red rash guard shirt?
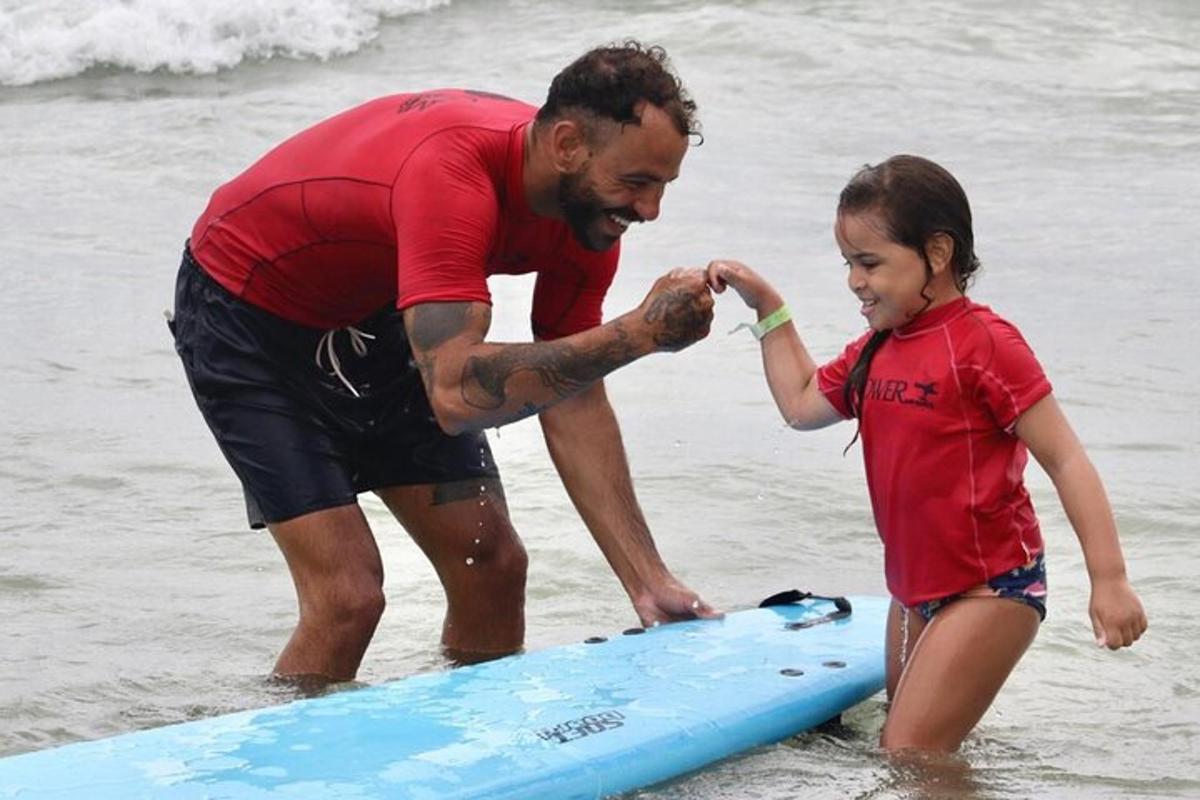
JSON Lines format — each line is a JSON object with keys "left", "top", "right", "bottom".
{"left": 189, "top": 90, "right": 618, "bottom": 338}
{"left": 816, "top": 298, "right": 1053, "bottom": 606}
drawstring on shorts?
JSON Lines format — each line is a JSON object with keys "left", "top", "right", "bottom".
{"left": 315, "top": 326, "right": 376, "bottom": 397}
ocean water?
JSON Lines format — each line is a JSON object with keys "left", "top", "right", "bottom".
{"left": 1, "top": 0, "right": 1198, "bottom": 797}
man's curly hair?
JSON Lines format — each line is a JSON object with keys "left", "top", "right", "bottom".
{"left": 536, "top": 41, "right": 701, "bottom": 142}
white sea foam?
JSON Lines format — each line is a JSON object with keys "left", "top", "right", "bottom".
{"left": 0, "top": 0, "right": 448, "bottom": 86}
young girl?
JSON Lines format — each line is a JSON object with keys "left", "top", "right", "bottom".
{"left": 708, "top": 154, "right": 1147, "bottom": 753}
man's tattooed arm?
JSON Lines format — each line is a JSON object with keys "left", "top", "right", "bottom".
{"left": 407, "top": 302, "right": 474, "bottom": 399}
{"left": 460, "top": 322, "right": 638, "bottom": 418}
{"left": 404, "top": 301, "right": 649, "bottom": 434}
{"left": 642, "top": 287, "right": 712, "bottom": 351}
{"left": 402, "top": 269, "right": 712, "bottom": 434}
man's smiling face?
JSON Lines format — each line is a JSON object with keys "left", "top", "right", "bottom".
{"left": 557, "top": 101, "right": 687, "bottom": 252}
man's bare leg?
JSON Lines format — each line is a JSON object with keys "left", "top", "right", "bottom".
{"left": 268, "top": 502, "right": 386, "bottom": 682}
{"left": 378, "top": 478, "right": 527, "bottom": 661}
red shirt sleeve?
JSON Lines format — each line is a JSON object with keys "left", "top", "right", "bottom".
{"left": 816, "top": 332, "right": 871, "bottom": 419}
{"left": 530, "top": 246, "right": 619, "bottom": 340}
{"left": 392, "top": 135, "right": 498, "bottom": 310}
{"left": 970, "top": 318, "right": 1053, "bottom": 431}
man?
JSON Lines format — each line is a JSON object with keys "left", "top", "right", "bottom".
{"left": 169, "top": 42, "right": 718, "bottom": 683}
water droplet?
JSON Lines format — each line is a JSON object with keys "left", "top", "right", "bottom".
{"left": 473, "top": 538, "right": 480, "bottom": 545}
{"left": 479, "top": 485, "right": 486, "bottom": 493}
{"left": 755, "top": 492, "right": 765, "bottom": 500}
{"left": 672, "top": 440, "right": 682, "bottom": 448}
{"left": 465, "top": 557, "right": 475, "bottom": 566}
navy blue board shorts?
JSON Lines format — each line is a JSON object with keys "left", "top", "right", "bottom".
{"left": 168, "top": 245, "right": 499, "bottom": 529}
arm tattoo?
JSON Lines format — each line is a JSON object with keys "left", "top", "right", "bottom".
{"left": 408, "top": 303, "right": 474, "bottom": 351}
{"left": 643, "top": 289, "right": 706, "bottom": 349}
{"left": 461, "top": 321, "right": 637, "bottom": 412}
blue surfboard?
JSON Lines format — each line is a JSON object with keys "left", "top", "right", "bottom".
{"left": 0, "top": 595, "right": 887, "bottom": 799}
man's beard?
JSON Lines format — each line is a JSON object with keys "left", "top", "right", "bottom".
{"left": 558, "top": 170, "right": 618, "bottom": 252}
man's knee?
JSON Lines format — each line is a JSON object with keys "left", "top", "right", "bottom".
{"left": 338, "top": 583, "right": 388, "bottom": 624}
{"left": 304, "top": 576, "right": 386, "bottom": 634}
{"left": 468, "top": 531, "right": 528, "bottom": 589}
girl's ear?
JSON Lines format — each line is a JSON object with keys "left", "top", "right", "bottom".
{"left": 925, "top": 232, "right": 955, "bottom": 276}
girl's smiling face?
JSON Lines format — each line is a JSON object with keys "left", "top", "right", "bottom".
{"left": 835, "top": 210, "right": 958, "bottom": 331}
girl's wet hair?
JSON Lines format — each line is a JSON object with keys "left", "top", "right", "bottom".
{"left": 839, "top": 155, "right": 981, "bottom": 449}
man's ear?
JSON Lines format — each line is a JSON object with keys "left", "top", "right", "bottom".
{"left": 925, "top": 231, "right": 955, "bottom": 276}
{"left": 548, "top": 119, "right": 589, "bottom": 173}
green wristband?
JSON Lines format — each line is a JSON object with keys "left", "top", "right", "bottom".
{"left": 749, "top": 304, "right": 791, "bottom": 340}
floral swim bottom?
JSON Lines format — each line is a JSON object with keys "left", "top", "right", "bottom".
{"left": 911, "top": 553, "right": 1047, "bottom": 622}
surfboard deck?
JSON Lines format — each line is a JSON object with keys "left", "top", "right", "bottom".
{"left": 0, "top": 595, "right": 888, "bottom": 799}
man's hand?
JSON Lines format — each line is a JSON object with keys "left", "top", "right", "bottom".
{"left": 631, "top": 574, "right": 722, "bottom": 628}
{"left": 634, "top": 268, "right": 714, "bottom": 352}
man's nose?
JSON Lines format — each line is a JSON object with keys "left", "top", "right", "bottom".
{"left": 633, "top": 185, "right": 664, "bottom": 223}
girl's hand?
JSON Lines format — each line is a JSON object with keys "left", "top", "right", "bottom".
{"left": 1089, "top": 576, "right": 1147, "bottom": 649}
{"left": 704, "top": 259, "right": 781, "bottom": 313}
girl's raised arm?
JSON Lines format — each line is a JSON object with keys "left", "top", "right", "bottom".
{"left": 706, "top": 259, "right": 842, "bottom": 430}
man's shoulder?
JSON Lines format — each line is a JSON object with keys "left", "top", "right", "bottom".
{"left": 377, "top": 89, "right": 536, "bottom": 131}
